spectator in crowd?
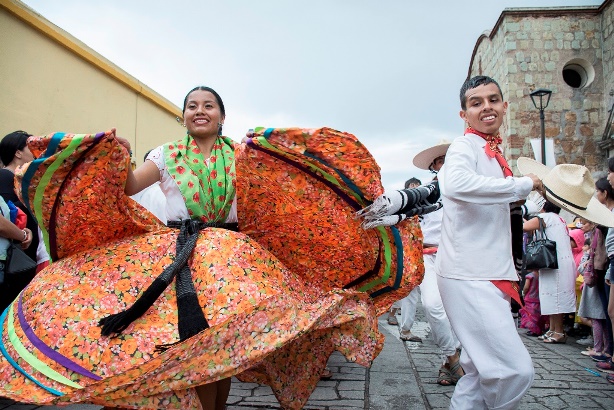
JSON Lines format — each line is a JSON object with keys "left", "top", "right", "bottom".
{"left": 0, "top": 195, "right": 33, "bottom": 310}
{"left": 523, "top": 200, "right": 576, "bottom": 344}
{"left": 519, "top": 269, "right": 548, "bottom": 337}
{"left": 591, "top": 177, "right": 614, "bottom": 363}
{"left": 386, "top": 176, "right": 423, "bottom": 329}
{"left": 576, "top": 218, "right": 608, "bottom": 357}
{"left": 571, "top": 229, "right": 592, "bottom": 346}
{"left": 0, "top": 131, "right": 49, "bottom": 310}
{"left": 600, "top": 158, "right": 614, "bottom": 382}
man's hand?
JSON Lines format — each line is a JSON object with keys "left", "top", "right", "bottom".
{"left": 526, "top": 173, "right": 544, "bottom": 194}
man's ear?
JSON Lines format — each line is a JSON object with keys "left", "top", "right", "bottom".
{"left": 459, "top": 110, "right": 467, "bottom": 122}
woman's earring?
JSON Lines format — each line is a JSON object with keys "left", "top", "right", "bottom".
{"left": 176, "top": 117, "right": 186, "bottom": 127}
{"left": 218, "top": 123, "right": 223, "bottom": 136}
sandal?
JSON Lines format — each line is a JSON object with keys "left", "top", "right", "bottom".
{"left": 437, "top": 360, "right": 464, "bottom": 386}
{"left": 400, "top": 330, "right": 422, "bottom": 342}
{"left": 537, "top": 330, "right": 554, "bottom": 341}
{"left": 543, "top": 331, "right": 567, "bottom": 344}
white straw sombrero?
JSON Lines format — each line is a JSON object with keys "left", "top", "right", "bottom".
{"left": 517, "top": 157, "right": 614, "bottom": 227}
{"left": 413, "top": 142, "right": 451, "bottom": 170}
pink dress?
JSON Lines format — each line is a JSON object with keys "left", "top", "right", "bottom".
{"left": 520, "top": 272, "right": 548, "bottom": 334}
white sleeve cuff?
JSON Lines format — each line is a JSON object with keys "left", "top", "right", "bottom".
{"left": 513, "top": 176, "right": 534, "bottom": 200}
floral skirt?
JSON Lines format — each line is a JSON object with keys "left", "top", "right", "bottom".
{"left": 0, "top": 129, "right": 423, "bottom": 409}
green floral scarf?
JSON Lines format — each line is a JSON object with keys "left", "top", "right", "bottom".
{"left": 164, "top": 134, "right": 236, "bottom": 222}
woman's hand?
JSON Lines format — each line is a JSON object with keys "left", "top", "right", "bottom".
{"left": 0, "top": 218, "right": 32, "bottom": 249}
{"left": 110, "top": 128, "right": 131, "bottom": 152}
{"left": 241, "top": 129, "right": 256, "bottom": 143}
{"left": 20, "top": 228, "right": 32, "bottom": 249}
{"left": 107, "top": 128, "right": 132, "bottom": 155}
{"left": 115, "top": 136, "right": 132, "bottom": 153}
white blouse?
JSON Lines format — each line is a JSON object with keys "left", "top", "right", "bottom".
{"left": 146, "top": 145, "right": 238, "bottom": 224}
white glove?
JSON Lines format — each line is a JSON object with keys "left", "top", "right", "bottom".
{"left": 522, "top": 199, "right": 541, "bottom": 217}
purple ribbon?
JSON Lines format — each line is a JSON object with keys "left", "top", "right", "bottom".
{"left": 17, "top": 292, "right": 101, "bottom": 380}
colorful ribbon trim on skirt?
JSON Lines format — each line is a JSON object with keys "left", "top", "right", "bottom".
{"left": 20, "top": 132, "right": 107, "bottom": 260}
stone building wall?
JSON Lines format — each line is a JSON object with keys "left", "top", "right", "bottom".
{"left": 468, "top": 3, "right": 610, "bottom": 174}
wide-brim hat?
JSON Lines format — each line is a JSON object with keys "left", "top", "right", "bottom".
{"left": 517, "top": 157, "right": 614, "bottom": 227}
{"left": 413, "top": 142, "right": 451, "bottom": 170}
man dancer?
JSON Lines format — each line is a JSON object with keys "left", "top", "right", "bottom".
{"left": 436, "top": 76, "right": 541, "bottom": 409}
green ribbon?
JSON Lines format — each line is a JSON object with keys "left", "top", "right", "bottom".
{"left": 32, "top": 134, "right": 86, "bottom": 258}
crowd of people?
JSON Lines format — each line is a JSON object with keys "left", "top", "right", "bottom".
{"left": 0, "top": 75, "right": 613, "bottom": 410}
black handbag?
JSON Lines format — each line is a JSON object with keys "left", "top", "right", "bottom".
{"left": 4, "top": 241, "right": 37, "bottom": 276}
{"left": 523, "top": 217, "right": 558, "bottom": 270}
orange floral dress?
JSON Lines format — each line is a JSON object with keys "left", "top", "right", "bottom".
{"left": 0, "top": 128, "right": 423, "bottom": 409}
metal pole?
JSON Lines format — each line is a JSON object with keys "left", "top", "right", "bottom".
{"left": 540, "top": 108, "right": 546, "bottom": 165}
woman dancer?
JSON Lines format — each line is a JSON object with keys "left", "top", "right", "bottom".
{"left": 118, "top": 86, "right": 236, "bottom": 408}
{"left": 1, "top": 86, "right": 425, "bottom": 409}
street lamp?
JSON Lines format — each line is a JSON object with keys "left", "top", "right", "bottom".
{"left": 530, "top": 88, "right": 553, "bottom": 165}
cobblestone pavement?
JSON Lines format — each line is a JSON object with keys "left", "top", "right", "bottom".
{"left": 2, "top": 302, "right": 613, "bottom": 409}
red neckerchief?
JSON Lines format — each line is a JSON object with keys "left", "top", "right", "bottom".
{"left": 465, "top": 127, "right": 512, "bottom": 177}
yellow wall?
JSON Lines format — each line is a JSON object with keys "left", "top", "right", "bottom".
{"left": 0, "top": 0, "right": 183, "bottom": 164}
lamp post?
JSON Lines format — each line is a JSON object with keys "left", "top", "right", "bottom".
{"left": 529, "top": 88, "right": 553, "bottom": 165}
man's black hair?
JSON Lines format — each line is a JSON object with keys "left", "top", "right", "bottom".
{"left": 543, "top": 200, "right": 561, "bottom": 214}
{"left": 459, "top": 76, "right": 504, "bottom": 110}
{"left": 404, "top": 177, "right": 422, "bottom": 189}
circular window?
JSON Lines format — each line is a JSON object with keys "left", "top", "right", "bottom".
{"left": 562, "top": 58, "right": 595, "bottom": 89}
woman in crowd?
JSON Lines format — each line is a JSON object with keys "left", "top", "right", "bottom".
{"left": 591, "top": 177, "right": 614, "bottom": 362}
{"left": 576, "top": 217, "right": 609, "bottom": 358}
{"left": 523, "top": 200, "right": 576, "bottom": 344}
{"left": 601, "top": 158, "right": 614, "bottom": 381}
{"left": 0, "top": 131, "right": 48, "bottom": 310}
